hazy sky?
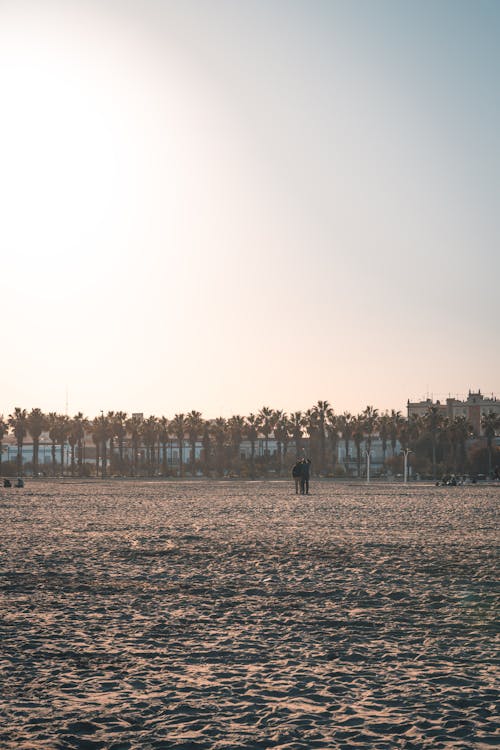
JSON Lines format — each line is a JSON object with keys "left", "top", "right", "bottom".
{"left": 1, "top": 0, "right": 498, "bottom": 419}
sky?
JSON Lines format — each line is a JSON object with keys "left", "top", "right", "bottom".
{"left": 0, "top": 0, "right": 498, "bottom": 420}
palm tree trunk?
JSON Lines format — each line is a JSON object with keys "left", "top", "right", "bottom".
{"left": 331, "top": 441, "right": 337, "bottom": 471}
{"left": 109, "top": 438, "right": 114, "bottom": 474}
{"left": 295, "top": 432, "right": 302, "bottom": 455}
{"left": 178, "top": 436, "right": 183, "bottom": 477}
{"left": 33, "top": 440, "right": 39, "bottom": 476}
{"left": 102, "top": 440, "right": 107, "bottom": 478}
{"left": 118, "top": 438, "right": 124, "bottom": 471}
{"left": 162, "top": 441, "right": 167, "bottom": 476}
{"left": 77, "top": 439, "right": 83, "bottom": 475}
{"left": 191, "top": 440, "right": 196, "bottom": 476}
{"left": 133, "top": 439, "right": 138, "bottom": 476}
{"left": 17, "top": 440, "right": 23, "bottom": 476}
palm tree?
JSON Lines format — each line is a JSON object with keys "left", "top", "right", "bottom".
{"left": 423, "top": 405, "right": 443, "bottom": 480}
{"left": 398, "top": 418, "right": 410, "bottom": 453}
{"left": 111, "top": 411, "right": 127, "bottom": 474}
{"left": 0, "top": 415, "right": 9, "bottom": 472}
{"left": 202, "top": 419, "right": 212, "bottom": 477}
{"left": 481, "top": 411, "right": 500, "bottom": 477}
{"left": 56, "top": 415, "right": 70, "bottom": 475}
{"left": 257, "top": 406, "right": 274, "bottom": 471}
{"left": 304, "top": 408, "right": 320, "bottom": 471}
{"left": 362, "top": 405, "right": 379, "bottom": 457}
{"left": 47, "top": 413, "right": 59, "bottom": 475}
{"left": 211, "top": 417, "right": 227, "bottom": 476}
{"left": 158, "top": 416, "right": 170, "bottom": 476}
{"left": 377, "top": 411, "right": 390, "bottom": 468}
{"left": 71, "top": 412, "right": 87, "bottom": 476}
{"left": 67, "top": 417, "right": 78, "bottom": 476}
{"left": 126, "top": 414, "right": 143, "bottom": 476}
{"left": 8, "top": 408, "right": 28, "bottom": 476}
{"left": 312, "top": 400, "right": 331, "bottom": 474}
{"left": 245, "top": 414, "right": 259, "bottom": 478}
{"left": 282, "top": 415, "right": 292, "bottom": 469}
{"left": 92, "top": 414, "right": 110, "bottom": 478}
{"left": 325, "top": 411, "right": 339, "bottom": 472}
{"left": 389, "top": 409, "right": 403, "bottom": 457}
{"left": 228, "top": 415, "right": 245, "bottom": 475}
{"left": 91, "top": 419, "right": 101, "bottom": 477}
{"left": 447, "top": 415, "right": 474, "bottom": 474}
{"left": 141, "top": 416, "right": 158, "bottom": 475}
{"left": 289, "top": 411, "right": 304, "bottom": 457}
{"left": 27, "top": 408, "right": 46, "bottom": 477}
{"left": 171, "top": 414, "right": 186, "bottom": 477}
{"left": 337, "top": 412, "right": 353, "bottom": 473}
{"left": 186, "top": 410, "right": 203, "bottom": 476}
{"left": 407, "top": 413, "right": 422, "bottom": 476}
{"left": 273, "top": 412, "right": 289, "bottom": 476}
{"left": 106, "top": 411, "right": 116, "bottom": 473}
{"left": 351, "top": 416, "right": 364, "bottom": 477}
{"left": 394, "top": 413, "right": 419, "bottom": 478}
{"left": 439, "top": 417, "right": 452, "bottom": 471}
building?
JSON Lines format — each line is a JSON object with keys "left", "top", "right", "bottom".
{"left": 407, "top": 389, "right": 500, "bottom": 436}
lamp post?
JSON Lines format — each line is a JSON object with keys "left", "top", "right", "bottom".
{"left": 365, "top": 448, "right": 371, "bottom": 483}
{"left": 100, "top": 410, "right": 106, "bottom": 478}
{"left": 402, "top": 448, "right": 412, "bottom": 483}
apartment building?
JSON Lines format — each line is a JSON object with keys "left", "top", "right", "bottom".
{"left": 407, "top": 389, "right": 500, "bottom": 435}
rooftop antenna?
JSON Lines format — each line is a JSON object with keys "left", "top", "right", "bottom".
{"left": 65, "top": 386, "right": 69, "bottom": 416}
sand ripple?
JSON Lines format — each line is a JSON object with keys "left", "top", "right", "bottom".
{"left": 0, "top": 480, "right": 498, "bottom": 748}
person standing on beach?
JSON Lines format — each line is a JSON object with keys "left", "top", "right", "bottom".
{"left": 292, "top": 460, "right": 302, "bottom": 494}
{"left": 300, "top": 458, "right": 311, "bottom": 495}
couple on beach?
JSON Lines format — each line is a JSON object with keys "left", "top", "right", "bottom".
{"left": 292, "top": 458, "right": 311, "bottom": 495}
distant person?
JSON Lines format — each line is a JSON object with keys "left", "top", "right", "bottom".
{"left": 15, "top": 477, "right": 24, "bottom": 488}
{"left": 3, "top": 478, "right": 12, "bottom": 488}
{"left": 300, "top": 458, "right": 311, "bottom": 495}
{"left": 292, "top": 460, "right": 302, "bottom": 494}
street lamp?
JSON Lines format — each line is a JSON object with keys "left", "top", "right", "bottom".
{"left": 401, "top": 448, "right": 412, "bottom": 483}
{"left": 365, "top": 448, "right": 371, "bottom": 483}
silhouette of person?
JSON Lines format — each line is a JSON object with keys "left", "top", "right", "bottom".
{"left": 292, "top": 460, "right": 302, "bottom": 494}
{"left": 300, "top": 458, "right": 311, "bottom": 495}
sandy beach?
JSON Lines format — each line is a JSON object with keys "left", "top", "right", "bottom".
{"left": 0, "top": 480, "right": 498, "bottom": 749}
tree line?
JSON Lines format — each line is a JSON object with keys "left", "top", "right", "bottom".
{"left": 1, "top": 401, "right": 499, "bottom": 479}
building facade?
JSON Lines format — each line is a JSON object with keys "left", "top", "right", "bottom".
{"left": 407, "top": 390, "right": 500, "bottom": 436}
